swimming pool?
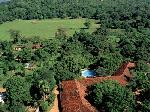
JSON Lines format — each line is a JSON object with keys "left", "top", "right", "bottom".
{"left": 81, "top": 70, "right": 96, "bottom": 78}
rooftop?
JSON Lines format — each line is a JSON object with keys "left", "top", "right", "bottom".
{"left": 60, "top": 62, "right": 135, "bottom": 112}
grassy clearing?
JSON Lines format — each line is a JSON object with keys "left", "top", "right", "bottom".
{"left": 0, "top": 18, "right": 99, "bottom": 41}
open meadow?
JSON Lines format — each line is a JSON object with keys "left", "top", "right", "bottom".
{"left": 0, "top": 18, "right": 99, "bottom": 41}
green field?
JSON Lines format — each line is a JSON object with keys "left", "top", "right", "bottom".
{"left": 0, "top": 18, "right": 99, "bottom": 41}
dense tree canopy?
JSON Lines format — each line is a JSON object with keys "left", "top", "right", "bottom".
{"left": 0, "top": 0, "right": 150, "bottom": 31}
{"left": 3, "top": 76, "right": 31, "bottom": 112}
{"left": 88, "top": 80, "right": 136, "bottom": 112}
{"left": 0, "top": 0, "right": 150, "bottom": 111}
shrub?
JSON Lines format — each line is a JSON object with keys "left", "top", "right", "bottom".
{"left": 40, "top": 101, "right": 49, "bottom": 112}
{"left": 47, "top": 92, "right": 55, "bottom": 104}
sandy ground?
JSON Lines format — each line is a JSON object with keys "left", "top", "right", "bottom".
{"left": 50, "top": 86, "right": 59, "bottom": 112}
{"left": 0, "top": 88, "right": 6, "bottom": 92}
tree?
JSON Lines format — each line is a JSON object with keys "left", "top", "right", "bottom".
{"left": 84, "top": 19, "right": 91, "bottom": 29}
{"left": 95, "top": 67, "right": 109, "bottom": 76}
{"left": 55, "top": 28, "right": 68, "bottom": 41}
{"left": 135, "top": 61, "right": 150, "bottom": 73}
{"left": 10, "top": 103, "right": 26, "bottom": 112}
{"left": 47, "top": 92, "right": 55, "bottom": 104}
{"left": 96, "top": 53, "right": 123, "bottom": 76}
{"left": 0, "top": 60, "right": 8, "bottom": 74}
{"left": 128, "top": 72, "right": 150, "bottom": 92}
{"left": 128, "top": 71, "right": 150, "bottom": 112}
{"left": 141, "top": 98, "right": 150, "bottom": 112}
{"left": 3, "top": 76, "right": 31, "bottom": 112}
{"left": 9, "top": 30, "right": 22, "bottom": 44}
{"left": 88, "top": 80, "right": 136, "bottom": 111}
{"left": 32, "top": 68, "right": 56, "bottom": 101}
{"left": 38, "top": 80, "right": 50, "bottom": 101}
{"left": 40, "top": 101, "right": 49, "bottom": 112}
{"left": 15, "top": 48, "right": 32, "bottom": 62}
{"left": 0, "top": 103, "right": 9, "bottom": 112}
{"left": 14, "top": 63, "right": 25, "bottom": 76}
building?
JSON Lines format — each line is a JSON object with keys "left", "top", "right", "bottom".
{"left": 13, "top": 44, "right": 42, "bottom": 51}
{"left": 14, "top": 45, "right": 25, "bottom": 51}
{"left": 60, "top": 62, "right": 135, "bottom": 112}
{"left": 25, "top": 63, "right": 34, "bottom": 69}
{"left": 32, "top": 44, "right": 43, "bottom": 50}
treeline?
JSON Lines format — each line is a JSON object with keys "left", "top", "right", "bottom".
{"left": 0, "top": 0, "right": 101, "bottom": 23}
{"left": 0, "top": 0, "right": 150, "bottom": 30}
{"left": 97, "top": 0, "right": 150, "bottom": 30}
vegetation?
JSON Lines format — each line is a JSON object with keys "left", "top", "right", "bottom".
{"left": 88, "top": 80, "right": 136, "bottom": 111}
{"left": 0, "top": 0, "right": 149, "bottom": 29}
{"left": 127, "top": 63, "right": 150, "bottom": 112}
{"left": 0, "top": 0, "right": 150, "bottom": 111}
{"left": 3, "top": 76, "right": 31, "bottom": 112}
{"left": 84, "top": 19, "right": 91, "bottom": 29}
{"left": 0, "top": 19, "right": 99, "bottom": 40}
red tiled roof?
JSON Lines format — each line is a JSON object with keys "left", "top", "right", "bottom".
{"left": 61, "top": 80, "right": 97, "bottom": 112}
{"left": 113, "top": 62, "right": 135, "bottom": 76}
{"left": 32, "top": 44, "right": 43, "bottom": 49}
{"left": 60, "top": 62, "right": 135, "bottom": 112}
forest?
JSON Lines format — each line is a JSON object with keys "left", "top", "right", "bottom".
{"left": 0, "top": 0, "right": 150, "bottom": 112}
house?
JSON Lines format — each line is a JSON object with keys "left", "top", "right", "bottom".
{"left": 32, "top": 44, "right": 43, "bottom": 50}
{"left": 13, "top": 44, "right": 42, "bottom": 51}
{"left": 14, "top": 45, "right": 25, "bottom": 51}
{"left": 60, "top": 62, "right": 135, "bottom": 112}
{"left": 25, "top": 63, "right": 33, "bottom": 68}
{"left": 24, "top": 63, "right": 34, "bottom": 70}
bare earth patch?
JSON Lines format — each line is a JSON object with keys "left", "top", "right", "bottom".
{"left": 0, "top": 88, "right": 6, "bottom": 92}
{"left": 50, "top": 86, "right": 59, "bottom": 112}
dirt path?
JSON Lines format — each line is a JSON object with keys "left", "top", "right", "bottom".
{"left": 50, "top": 86, "right": 59, "bottom": 112}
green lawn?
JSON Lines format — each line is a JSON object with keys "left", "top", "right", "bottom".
{"left": 0, "top": 18, "right": 99, "bottom": 41}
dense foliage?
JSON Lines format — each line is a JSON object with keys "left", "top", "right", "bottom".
{"left": 0, "top": 0, "right": 150, "bottom": 111}
{"left": 0, "top": 0, "right": 150, "bottom": 30}
{"left": 3, "top": 76, "right": 31, "bottom": 112}
{"left": 88, "top": 80, "right": 136, "bottom": 111}
{"left": 127, "top": 61, "right": 150, "bottom": 112}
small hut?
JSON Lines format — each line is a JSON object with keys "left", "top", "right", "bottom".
{"left": 14, "top": 45, "right": 25, "bottom": 51}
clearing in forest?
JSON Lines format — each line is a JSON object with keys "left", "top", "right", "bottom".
{"left": 0, "top": 18, "right": 99, "bottom": 41}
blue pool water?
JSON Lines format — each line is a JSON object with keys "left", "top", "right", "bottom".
{"left": 81, "top": 70, "right": 96, "bottom": 77}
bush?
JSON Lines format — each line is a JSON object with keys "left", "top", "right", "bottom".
{"left": 40, "top": 101, "right": 49, "bottom": 112}
{"left": 47, "top": 92, "right": 55, "bottom": 104}
{"left": 49, "top": 77, "right": 56, "bottom": 91}
{"left": 0, "top": 104, "right": 8, "bottom": 112}
{"left": 95, "top": 67, "right": 109, "bottom": 76}
{"left": 88, "top": 80, "right": 136, "bottom": 111}
{"left": 84, "top": 20, "right": 91, "bottom": 29}
{"left": 10, "top": 104, "right": 26, "bottom": 112}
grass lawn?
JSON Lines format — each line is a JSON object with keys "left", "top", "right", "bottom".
{"left": 0, "top": 18, "right": 99, "bottom": 41}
